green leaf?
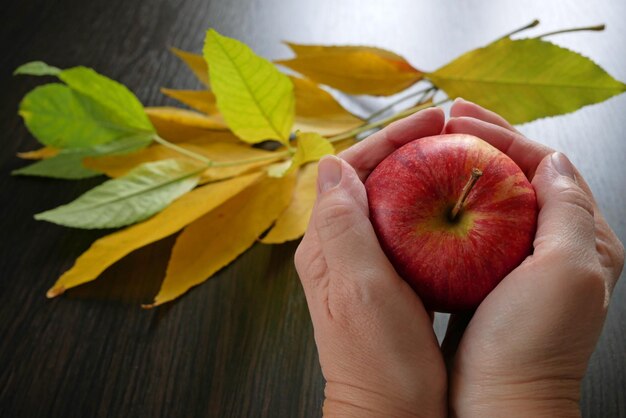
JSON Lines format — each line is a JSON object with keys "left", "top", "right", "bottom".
{"left": 13, "top": 135, "right": 153, "bottom": 179}
{"left": 428, "top": 38, "right": 626, "bottom": 124}
{"left": 19, "top": 83, "right": 151, "bottom": 149}
{"left": 203, "top": 29, "right": 294, "bottom": 144}
{"left": 34, "top": 159, "right": 203, "bottom": 229}
{"left": 14, "top": 61, "right": 61, "bottom": 76}
{"left": 59, "top": 66, "right": 154, "bottom": 132}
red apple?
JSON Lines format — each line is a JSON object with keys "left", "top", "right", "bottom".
{"left": 365, "top": 134, "right": 538, "bottom": 313}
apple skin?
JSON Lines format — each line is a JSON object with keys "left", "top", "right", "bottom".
{"left": 365, "top": 134, "right": 538, "bottom": 313}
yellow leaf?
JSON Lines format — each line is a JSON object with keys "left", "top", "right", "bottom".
{"left": 146, "top": 106, "right": 229, "bottom": 142}
{"left": 291, "top": 77, "right": 363, "bottom": 136}
{"left": 145, "top": 173, "right": 296, "bottom": 307}
{"left": 161, "top": 88, "right": 217, "bottom": 115}
{"left": 46, "top": 172, "right": 264, "bottom": 297}
{"left": 171, "top": 47, "right": 210, "bottom": 87}
{"left": 262, "top": 162, "right": 317, "bottom": 243}
{"left": 17, "top": 146, "right": 59, "bottom": 160}
{"left": 146, "top": 106, "right": 226, "bottom": 129}
{"left": 84, "top": 142, "right": 282, "bottom": 182}
{"left": 276, "top": 43, "right": 422, "bottom": 96}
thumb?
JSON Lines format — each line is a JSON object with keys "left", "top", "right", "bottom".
{"left": 532, "top": 152, "right": 596, "bottom": 263}
{"left": 314, "top": 155, "right": 400, "bottom": 285}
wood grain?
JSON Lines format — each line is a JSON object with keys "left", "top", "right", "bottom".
{"left": 0, "top": 0, "right": 624, "bottom": 417}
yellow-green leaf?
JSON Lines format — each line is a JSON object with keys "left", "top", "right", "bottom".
{"left": 291, "top": 77, "right": 363, "bottom": 135}
{"left": 292, "top": 132, "right": 334, "bottom": 168}
{"left": 262, "top": 162, "right": 318, "bottom": 243}
{"left": 145, "top": 173, "right": 296, "bottom": 307}
{"left": 276, "top": 43, "right": 422, "bottom": 96}
{"left": 20, "top": 84, "right": 146, "bottom": 148}
{"left": 428, "top": 38, "right": 626, "bottom": 124}
{"left": 161, "top": 88, "right": 218, "bottom": 115}
{"left": 46, "top": 172, "right": 264, "bottom": 298}
{"left": 59, "top": 66, "right": 154, "bottom": 132}
{"left": 171, "top": 47, "right": 211, "bottom": 87}
{"left": 203, "top": 29, "right": 295, "bottom": 144}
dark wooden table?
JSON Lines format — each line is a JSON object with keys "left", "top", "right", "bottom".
{"left": 1, "top": 0, "right": 625, "bottom": 416}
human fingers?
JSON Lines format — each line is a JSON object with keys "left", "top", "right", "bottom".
{"left": 449, "top": 98, "right": 518, "bottom": 132}
{"left": 445, "top": 116, "right": 553, "bottom": 179}
{"left": 339, "top": 107, "right": 445, "bottom": 181}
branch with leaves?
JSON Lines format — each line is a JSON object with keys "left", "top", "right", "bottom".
{"left": 12, "top": 20, "right": 626, "bottom": 307}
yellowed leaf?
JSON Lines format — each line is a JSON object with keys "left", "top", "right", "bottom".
{"left": 146, "top": 107, "right": 226, "bottom": 129}
{"left": 262, "top": 162, "right": 317, "bottom": 243}
{"left": 17, "top": 146, "right": 59, "bottom": 160}
{"left": 84, "top": 141, "right": 282, "bottom": 182}
{"left": 161, "top": 88, "right": 217, "bottom": 115}
{"left": 276, "top": 43, "right": 422, "bottom": 96}
{"left": 46, "top": 172, "right": 264, "bottom": 297}
{"left": 291, "top": 77, "right": 363, "bottom": 135}
{"left": 145, "top": 173, "right": 296, "bottom": 307}
{"left": 171, "top": 47, "right": 210, "bottom": 87}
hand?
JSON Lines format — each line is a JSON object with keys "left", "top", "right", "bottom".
{"left": 443, "top": 99, "right": 625, "bottom": 418}
{"left": 295, "top": 108, "right": 447, "bottom": 418}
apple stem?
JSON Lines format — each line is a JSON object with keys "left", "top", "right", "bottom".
{"left": 450, "top": 168, "right": 483, "bottom": 221}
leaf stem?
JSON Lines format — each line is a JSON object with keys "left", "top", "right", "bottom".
{"left": 497, "top": 19, "right": 540, "bottom": 41}
{"left": 536, "top": 24, "right": 605, "bottom": 38}
{"left": 329, "top": 98, "right": 451, "bottom": 143}
{"left": 152, "top": 134, "right": 212, "bottom": 165}
{"left": 153, "top": 134, "right": 290, "bottom": 168}
{"left": 210, "top": 151, "right": 290, "bottom": 168}
{"left": 366, "top": 85, "right": 435, "bottom": 121}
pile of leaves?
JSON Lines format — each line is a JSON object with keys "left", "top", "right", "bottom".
{"left": 12, "top": 20, "right": 625, "bottom": 307}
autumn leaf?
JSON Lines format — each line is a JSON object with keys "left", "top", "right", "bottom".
{"left": 276, "top": 43, "right": 422, "bottom": 96}
{"left": 146, "top": 108, "right": 237, "bottom": 143}
{"left": 262, "top": 162, "right": 317, "bottom": 243}
{"left": 46, "top": 172, "right": 264, "bottom": 298}
{"left": 145, "top": 172, "right": 296, "bottom": 307}
{"left": 428, "top": 37, "right": 626, "bottom": 124}
{"left": 161, "top": 88, "right": 218, "bottom": 115}
{"left": 35, "top": 159, "right": 203, "bottom": 228}
{"left": 171, "top": 47, "right": 211, "bottom": 87}
{"left": 291, "top": 77, "right": 363, "bottom": 135}
{"left": 85, "top": 141, "right": 282, "bottom": 183}
{"left": 17, "top": 147, "right": 59, "bottom": 160}
{"left": 145, "top": 107, "right": 227, "bottom": 130}
{"left": 266, "top": 131, "right": 332, "bottom": 178}
{"left": 204, "top": 29, "right": 295, "bottom": 144}
{"left": 165, "top": 49, "right": 362, "bottom": 135}
{"left": 14, "top": 135, "right": 152, "bottom": 180}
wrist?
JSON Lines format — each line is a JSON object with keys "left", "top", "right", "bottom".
{"left": 450, "top": 378, "right": 581, "bottom": 418}
{"left": 323, "top": 381, "right": 445, "bottom": 418}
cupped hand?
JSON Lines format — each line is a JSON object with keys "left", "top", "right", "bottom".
{"left": 294, "top": 108, "right": 448, "bottom": 418}
{"left": 443, "top": 99, "right": 625, "bottom": 418}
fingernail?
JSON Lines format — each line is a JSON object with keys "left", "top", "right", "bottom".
{"left": 318, "top": 155, "right": 342, "bottom": 193}
{"left": 551, "top": 152, "right": 576, "bottom": 180}
{"left": 454, "top": 97, "right": 465, "bottom": 104}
